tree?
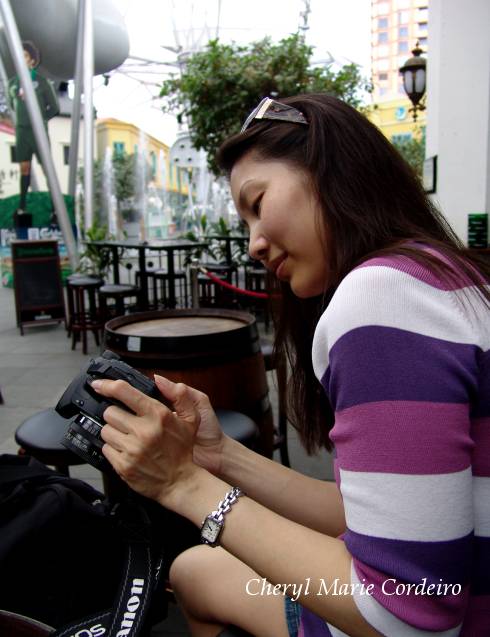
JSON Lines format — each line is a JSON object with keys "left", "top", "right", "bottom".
{"left": 392, "top": 128, "right": 426, "bottom": 178}
{"left": 160, "top": 34, "right": 371, "bottom": 174}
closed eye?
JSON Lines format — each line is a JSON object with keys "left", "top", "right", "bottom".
{"left": 252, "top": 194, "right": 263, "bottom": 217}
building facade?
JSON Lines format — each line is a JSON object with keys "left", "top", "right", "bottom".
{"left": 369, "top": 0, "right": 428, "bottom": 141}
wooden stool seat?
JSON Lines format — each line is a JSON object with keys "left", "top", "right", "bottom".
{"left": 15, "top": 408, "right": 84, "bottom": 476}
{"left": 99, "top": 284, "right": 140, "bottom": 322}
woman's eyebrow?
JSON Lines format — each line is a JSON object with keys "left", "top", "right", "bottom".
{"left": 238, "top": 179, "right": 264, "bottom": 211}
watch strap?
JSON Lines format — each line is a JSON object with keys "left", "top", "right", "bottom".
{"left": 201, "top": 486, "right": 244, "bottom": 546}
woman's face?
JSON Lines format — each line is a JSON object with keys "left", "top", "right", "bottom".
{"left": 230, "top": 151, "right": 329, "bottom": 298}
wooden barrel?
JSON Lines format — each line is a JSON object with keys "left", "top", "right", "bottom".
{"left": 104, "top": 308, "right": 273, "bottom": 457}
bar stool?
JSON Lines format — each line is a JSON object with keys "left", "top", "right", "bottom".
{"left": 198, "top": 263, "right": 238, "bottom": 308}
{"left": 66, "top": 276, "right": 104, "bottom": 355}
{"left": 151, "top": 268, "right": 188, "bottom": 308}
{"left": 245, "top": 263, "right": 270, "bottom": 330}
{"left": 261, "top": 341, "right": 290, "bottom": 467}
{"left": 98, "top": 283, "right": 141, "bottom": 323}
{"left": 15, "top": 408, "right": 85, "bottom": 476}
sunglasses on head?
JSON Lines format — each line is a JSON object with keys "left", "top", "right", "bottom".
{"left": 240, "top": 97, "right": 308, "bottom": 133}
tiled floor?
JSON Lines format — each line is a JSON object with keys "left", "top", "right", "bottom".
{"left": 0, "top": 284, "right": 334, "bottom": 635}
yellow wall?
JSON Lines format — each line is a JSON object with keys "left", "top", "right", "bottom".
{"left": 366, "top": 97, "right": 426, "bottom": 142}
{"left": 95, "top": 118, "right": 185, "bottom": 194}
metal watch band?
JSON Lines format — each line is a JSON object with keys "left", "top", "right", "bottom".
{"left": 211, "top": 486, "right": 244, "bottom": 523}
{"left": 200, "top": 486, "right": 245, "bottom": 546}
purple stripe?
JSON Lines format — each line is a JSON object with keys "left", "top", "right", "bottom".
{"left": 471, "top": 417, "right": 490, "bottom": 477}
{"left": 331, "top": 401, "right": 473, "bottom": 474}
{"left": 323, "top": 326, "right": 479, "bottom": 411}
{"left": 357, "top": 253, "right": 482, "bottom": 291}
{"left": 354, "top": 560, "right": 469, "bottom": 630}
{"left": 345, "top": 528, "right": 473, "bottom": 585}
{"left": 472, "top": 349, "right": 490, "bottom": 417}
{"left": 300, "top": 606, "right": 333, "bottom": 636}
{"left": 473, "top": 536, "right": 490, "bottom": 595}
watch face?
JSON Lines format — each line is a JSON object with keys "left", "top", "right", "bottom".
{"left": 201, "top": 516, "right": 222, "bottom": 544}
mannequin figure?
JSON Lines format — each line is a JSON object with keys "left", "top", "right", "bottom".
{"left": 8, "top": 41, "right": 59, "bottom": 213}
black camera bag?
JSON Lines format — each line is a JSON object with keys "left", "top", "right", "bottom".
{"left": 0, "top": 453, "right": 168, "bottom": 636}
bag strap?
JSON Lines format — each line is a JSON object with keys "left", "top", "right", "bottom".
{"left": 51, "top": 499, "right": 162, "bottom": 637}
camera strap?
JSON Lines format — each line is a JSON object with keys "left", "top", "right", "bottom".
{"left": 51, "top": 499, "right": 164, "bottom": 637}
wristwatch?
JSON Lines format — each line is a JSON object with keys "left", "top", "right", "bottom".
{"left": 200, "top": 486, "right": 244, "bottom": 547}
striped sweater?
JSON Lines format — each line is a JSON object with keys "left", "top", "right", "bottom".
{"left": 301, "top": 252, "right": 490, "bottom": 637}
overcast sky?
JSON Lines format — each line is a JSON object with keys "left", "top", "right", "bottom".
{"left": 93, "top": 0, "right": 372, "bottom": 146}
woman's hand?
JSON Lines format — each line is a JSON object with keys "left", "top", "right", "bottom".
{"left": 92, "top": 375, "right": 227, "bottom": 503}
{"left": 153, "top": 376, "right": 227, "bottom": 477}
{"left": 92, "top": 376, "right": 201, "bottom": 506}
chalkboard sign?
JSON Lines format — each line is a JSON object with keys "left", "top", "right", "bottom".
{"left": 11, "top": 240, "right": 66, "bottom": 334}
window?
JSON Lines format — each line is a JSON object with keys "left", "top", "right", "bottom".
{"left": 113, "top": 141, "right": 125, "bottom": 156}
{"left": 63, "top": 145, "right": 70, "bottom": 165}
{"left": 418, "top": 21, "right": 428, "bottom": 32}
{"left": 418, "top": 7, "right": 428, "bottom": 21}
{"left": 378, "top": 31, "right": 389, "bottom": 43}
{"left": 378, "top": 87, "right": 388, "bottom": 96}
{"left": 398, "top": 41, "right": 409, "bottom": 53}
{"left": 377, "top": 58, "right": 390, "bottom": 71}
{"left": 418, "top": 37, "right": 428, "bottom": 46}
{"left": 379, "top": 73, "right": 388, "bottom": 81}
{"left": 150, "top": 151, "right": 156, "bottom": 178}
{"left": 377, "top": 44, "right": 389, "bottom": 57}
{"left": 378, "top": 17, "right": 388, "bottom": 28}
{"left": 399, "top": 26, "right": 409, "bottom": 37}
{"left": 10, "top": 145, "right": 17, "bottom": 163}
{"left": 394, "top": 0, "right": 409, "bottom": 8}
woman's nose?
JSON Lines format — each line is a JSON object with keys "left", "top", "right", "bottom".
{"left": 248, "top": 227, "right": 269, "bottom": 261}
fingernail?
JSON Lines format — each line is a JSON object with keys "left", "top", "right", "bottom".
{"left": 90, "top": 379, "right": 103, "bottom": 390}
{"left": 154, "top": 374, "right": 173, "bottom": 384}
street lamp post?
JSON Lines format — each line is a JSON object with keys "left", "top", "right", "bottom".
{"left": 399, "top": 41, "right": 427, "bottom": 122}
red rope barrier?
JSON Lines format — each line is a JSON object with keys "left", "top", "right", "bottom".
{"left": 199, "top": 267, "right": 269, "bottom": 299}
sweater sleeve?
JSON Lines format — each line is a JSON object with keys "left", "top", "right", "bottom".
{"left": 312, "top": 258, "right": 484, "bottom": 637}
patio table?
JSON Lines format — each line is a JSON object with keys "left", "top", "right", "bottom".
{"left": 86, "top": 239, "right": 208, "bottom": 310}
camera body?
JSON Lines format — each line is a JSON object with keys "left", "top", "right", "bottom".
{"left": 56, "top": 350, "right": 161, "bottom": 471}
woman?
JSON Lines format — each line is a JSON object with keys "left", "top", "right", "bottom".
{"left": 93, "top": 94, "right": 490, "bottom": 637}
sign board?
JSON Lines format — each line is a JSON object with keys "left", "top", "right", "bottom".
{"left": 11, "top": 240, "right": 66, "bottom": 334}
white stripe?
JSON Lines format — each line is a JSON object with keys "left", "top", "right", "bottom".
{"left": 312, "top": 265, "right": 490, "bottom": 381}
{"left": 325, "top": 622, "right": 351, "bottom": 637}
{"left": 350, "top": 562, "right": 463, "bottom": 637}
{"left": 339, "top": 467, "right": 473, "bottom": 541}
{"left": 474, "top": 475, "right": 490, "bottom": 537}
{"left": 256, "top": 98, "right": 272, "bottom": 118}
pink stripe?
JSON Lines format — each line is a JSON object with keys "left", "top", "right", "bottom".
{"left": 357, "top": 255, "right": 481, "bottom": 291}
{"left": 471, "top": 417, "right": 490, "bottom": 477}
{"left": 331, "top": 401, "right": 473, "bottom": 474}
{"left": 353, "top": 560, "right": 468, "bottom": 631}
{"left": 461, "top": 594, "right": 490, "bottom": 636}
{"left": 297, "top": 623, "right": 305, "bottom": 637}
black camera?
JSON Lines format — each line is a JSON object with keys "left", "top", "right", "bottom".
{"left": 56, "top": 350, "right": 162, "bottom": 472}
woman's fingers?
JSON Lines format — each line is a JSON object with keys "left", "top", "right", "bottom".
{"left": 100, "top": 420, "right": 128, "bottom": 452}
{"left": 154, "top": 376, "right": 201, "bottom": 425}
{"left": 90, "top": 378, "right": 164, "bottom": 417}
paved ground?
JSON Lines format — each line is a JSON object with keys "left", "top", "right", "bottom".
{"left": 0, "top": 284, "right": 334, "bottom": 635}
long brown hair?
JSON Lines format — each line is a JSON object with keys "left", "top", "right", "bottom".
{"left": 216, "top": 93, "right": 490, "bottom": 453}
